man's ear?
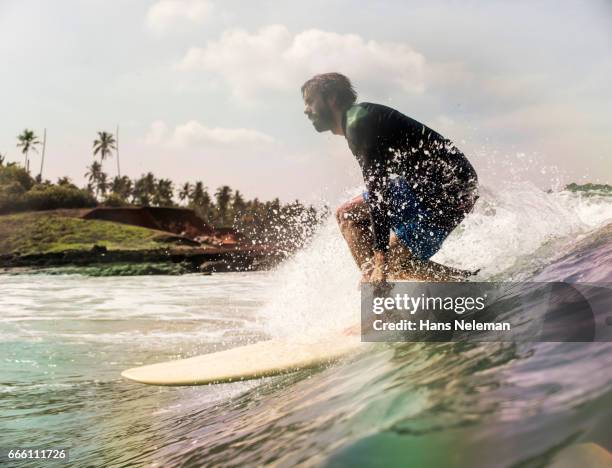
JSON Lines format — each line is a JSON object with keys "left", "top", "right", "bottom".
{"left": 326, "top": 94, "right": 339, "bottom": 110}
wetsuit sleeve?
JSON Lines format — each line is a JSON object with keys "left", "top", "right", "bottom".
{"left": 361, "top": 148, "right": 392, "bottom": 252}
{"left": 346, "top": 104, "right": 393, "bottom": 252}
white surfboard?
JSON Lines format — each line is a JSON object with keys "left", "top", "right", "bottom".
{"left": 121, "top": 333, "right": 365, "bottom": 386}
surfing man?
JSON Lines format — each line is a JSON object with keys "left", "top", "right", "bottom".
{"left": 301, "top": 73, "right": 478, "bottom": 284}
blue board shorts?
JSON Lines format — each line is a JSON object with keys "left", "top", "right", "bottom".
{"left": 363, "top": 177, "right": 455, "bottom": 261}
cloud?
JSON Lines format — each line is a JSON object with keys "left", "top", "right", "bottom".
{"left": 144, "top": 119, "right": 275, "bottom": 147}
{"left": 424, "top": 60, "right": 554, "bottom": 116}
{"left": 482, "top": 104, "right": 593, "bottom": 138}
{"left": 144, "top": 120, "right": 170, "bottom": 145}
{"left": 177, "top": 25, "right": 426, "bottom": 99}
{"left": 146, "top": 0, "right": 213, "bottom": 33}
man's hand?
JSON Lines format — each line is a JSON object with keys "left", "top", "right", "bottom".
{"left": 359, "top": 258, "right": 374, "bottom": 283}
{"left": 369, "top": 250, "right": 387, "bottom": 285}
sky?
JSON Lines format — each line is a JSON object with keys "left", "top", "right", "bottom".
{"left": 1, "top": 0, "right": 611, "bottom": 202}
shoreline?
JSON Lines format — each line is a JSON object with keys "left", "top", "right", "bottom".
{"left": 0, "top": 244, "right": 286, "bottom": 275}
{"left": 0, "top": 209, "right": 289, "bottom": 275}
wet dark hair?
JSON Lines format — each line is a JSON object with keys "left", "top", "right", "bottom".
{"left": 301, "top": 73, "right": 357, "bottom": 110}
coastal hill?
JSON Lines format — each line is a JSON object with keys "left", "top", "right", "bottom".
{"left": 84, "top": 206, "right": 211, "bottom": 241}
{"left": 0, "top": 161, "right": 325, "bottom": 275}
{"left": 0, "top": 209, "right": 281, "bottom": 274}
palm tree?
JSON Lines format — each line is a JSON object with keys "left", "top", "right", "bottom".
{"left": 190, "top": 182, "right": 212, "bottom": 221}
{"left": 144, "top": 172, "right": 156, "bottom": 198}
{"left": 191, "top": 182, "right": 206, "bottom": 206}
{"left": 231, "top": 190, "right": 246, "bottom": 225}
{"left": 0, "top": 153, "right": 5, "bottom": 166}
{"left": 153, "top": 178, "right": 174, "bottom": 206}
{"left": 16, "top": 129, "right": 41, "bottom": 173}
{"left": 178, "top": 182, "right": 192, "bottom": 204}
{"left": 96, "top": 172, "right": 109, "bottom": 197}
{"left": 57, "top": 176, "right": 74, "bottom": 187}
{"left": 85, "top": 161, "right": 102, "bottom": 185}
{"left": 84, "top": 161, "right": 105, "bottom": 199}
{"left": 110, "top": 175, "right": 132, "bottom": 201}
{"left": 93, "top": 131, "right": 117, "bottom": 171}
{"left": 132, "top": 177, "right": 147, "bottom": 206}
{"left": 132, "top": 172, "right": 156, "bottom": 206}
{"left": 215, "top": 185, "right": 233, "bottom": 226}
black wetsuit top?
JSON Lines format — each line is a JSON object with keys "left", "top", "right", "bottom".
{"left": 343, "top": 102, "right": 478, "bottom": 252}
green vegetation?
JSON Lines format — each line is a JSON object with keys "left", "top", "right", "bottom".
{"left": 92, "top": 131, "right": 117, "bottom": 164}
{"left": 0, "top": 154, "right": 328, "bottom": 250}
{"left": 85, "top": 160, "right": 107, "bottom": 198}
{"left": 0, "top": 163, "right": 34, "bottom": 191}
{"left": 3, "top": 184, "right": 97, "bottom": 213}
{"left": 86, "top": 130, "right": 119, "bottom": 197}
{"left": 26, "top": 262, "right": 193, "bottom": 276}
{"left": 16, "top": 129, "right": 40, "bottom": 173}
{"left": 2, "top": 127, "right": 328, "bottom": 258}
{"left": 565, "top": 183, "right": 612, "bottom": 195}
{"left": 0, "top": 164, "right": 96, "bottom": 215}
{"left": 0, "top": 211, "right": 175, "bottom": 255}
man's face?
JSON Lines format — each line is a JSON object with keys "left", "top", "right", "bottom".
{"left": 303, "top": 89, "right": 334, "bottom": 132}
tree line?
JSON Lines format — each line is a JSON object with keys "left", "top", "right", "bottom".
{"left": 1, "top": 129, "right": 329, "bottom": 249}
{"left": 87, "top": 171, "right": 328, "bottom": 250}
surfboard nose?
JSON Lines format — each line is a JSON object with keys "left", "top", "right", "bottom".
{"left": 120, "top": 334, "right": 363, "bottom": 386}
{"left": 121, "top": 367, "right": 152, "bottom": 385}
{"left": 121, "top": 365, "right": 197, "bottom": 386}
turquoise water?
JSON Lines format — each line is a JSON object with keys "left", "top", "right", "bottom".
{"left": 0, "top": 273, "right": 270, "bottom": 466}
{"left": 2, "top": 186, "right": 612, "bottom": 467}
{"left": 2, "top": 257, "right": 612, "bottom": 466}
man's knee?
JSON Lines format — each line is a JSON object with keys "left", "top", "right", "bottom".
{"left": 335, "top": 205, "right": 348, "bottom": 225}
{"left": 336, "top": 196, "right": 367, "bottom": 227}
{"left": 336, "top": 205, "right": 359, "bottom": 230}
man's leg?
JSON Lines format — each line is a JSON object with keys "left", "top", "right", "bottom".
{"left": 387, "top": 233, "right": 474, "bottom": 280}
{"left": 336, "top": 195, "right": 373, "bottom": 271}
{"left": 336, "top": 196, "right": 474, "bottom": 281}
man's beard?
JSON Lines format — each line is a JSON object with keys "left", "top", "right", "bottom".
{"left": 311, "top": 105, "right": 334, "bottom": 132}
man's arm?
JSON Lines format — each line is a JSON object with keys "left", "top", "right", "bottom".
{"left": 369, "top": 250, "right": 387, "bottom": 284}
{"left": 347, "top": 107, "right": 392, "bottom": 284}
{"left": 360, "top": 145, "right": 391, "bottom": 284}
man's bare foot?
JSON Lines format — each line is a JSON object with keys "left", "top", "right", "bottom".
{"left": 343, "top": 323, "right": 361, "bottom": 336}
{"left": 357, "top": 259, "right": 374, "bottom": 288}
